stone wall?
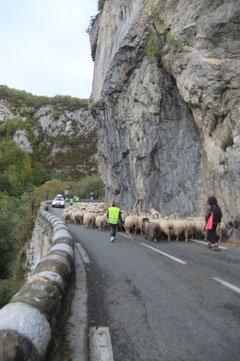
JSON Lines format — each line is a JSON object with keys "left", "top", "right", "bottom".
{"left": 0, "top": 203, "right": 75, "bottom": 361}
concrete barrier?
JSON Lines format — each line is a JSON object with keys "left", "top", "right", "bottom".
{"left": 0, "top": 202, "right": 76, "bottom": 361}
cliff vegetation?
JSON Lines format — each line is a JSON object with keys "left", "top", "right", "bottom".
{"left": 0, "top": 85, "right": 103, "bottom": 308}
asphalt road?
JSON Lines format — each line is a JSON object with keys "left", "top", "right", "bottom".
{"left": 51, "top": 206, "right": 240, "bottom": 361}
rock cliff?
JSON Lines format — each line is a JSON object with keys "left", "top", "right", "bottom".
{"left": 0, "top": 93, "right": 98, "bottom": 178}
{"left": 89, "top": 0, "right": 240, "bottom": 236}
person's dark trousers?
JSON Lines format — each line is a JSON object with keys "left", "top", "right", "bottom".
{"left": 109, "top": 223, "right": 117, "bottom": 237}
{"left": 208, "top": 224, "right": 218, "bottom": 244}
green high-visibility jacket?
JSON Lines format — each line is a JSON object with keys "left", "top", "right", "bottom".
{"left": 108, "top": 207, "right": 120, "bottom": 225}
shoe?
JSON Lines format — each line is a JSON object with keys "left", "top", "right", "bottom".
{"left": 212, "top": 245, "right": 220, "bottom": 251}
{"left": 207, "top": 242, "right": 212, "bottom": 248}
{"left": 110, "top": 236, "right": 114, "bottom": 242}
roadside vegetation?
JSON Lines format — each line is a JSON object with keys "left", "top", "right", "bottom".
{"left": 0, "top": 87, "right": 104, "bottom": 308}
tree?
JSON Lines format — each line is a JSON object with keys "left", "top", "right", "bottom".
{"left": 34, "top": 179, "right": 67, "bottom": 207}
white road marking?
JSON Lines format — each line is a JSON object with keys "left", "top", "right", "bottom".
{"left": 212, "top": 277, "right": 240, "bottom": 295}
{"left": 75, "top": 243, "right": 91, "bottom": 264}
{"left": 141, "top": 243, "right": 187, "bottom": 265}
{"left": 119, "top": 232, "right": 132, "bottom": 239}
{"left": 89, "top": 326, "right": 114, "bottom": 361}
{"left": 190, "top": 239, "right": 228, "bottom": 250}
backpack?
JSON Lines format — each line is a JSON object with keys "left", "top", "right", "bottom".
{"left": 210, "top": 204, "right": 222, "bottom": 224}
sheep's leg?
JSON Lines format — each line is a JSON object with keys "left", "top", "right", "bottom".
{"left": 126, "top": 228, "right": 133, "bottom": 239}
{"left": 204, "top": 231, "right": 207, "bottom": 241}
{"left": 185, "top": 230, "right": 188, "bottom": 243}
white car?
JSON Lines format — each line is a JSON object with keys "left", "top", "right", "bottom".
{"left": 52, "top": 196, "right": 65, "bottom": 208}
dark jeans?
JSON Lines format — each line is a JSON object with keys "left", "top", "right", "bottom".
{"left": 109, "top": 223, "right": 117, "bottom": 237}
{"left": 207, "top": 223, "right": 219, "bottom": 244}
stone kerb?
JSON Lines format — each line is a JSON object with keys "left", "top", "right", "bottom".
{"left": 0, "top": 202, "right": 74, "bottom": 361}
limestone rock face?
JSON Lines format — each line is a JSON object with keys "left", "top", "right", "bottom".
{"left": 89, "top": 0, "right": 240, "bottom": 231}
{"left": 13, "top": 129, "right": 33, "bottom": 154}
{"left": 0, "top": 99, "right": 98, "bottom": 176}
{"left": 0, "top": 99, "right": 15, "bottom": 122}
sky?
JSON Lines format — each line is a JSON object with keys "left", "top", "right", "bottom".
{"left": 0, "top": 0, "right": 98, "bottom": 99}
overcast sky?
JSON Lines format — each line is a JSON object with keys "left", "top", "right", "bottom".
{"left": 0, "top": 0, "right": 98, "bottom": 99}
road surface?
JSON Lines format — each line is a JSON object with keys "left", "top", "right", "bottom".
{"left": 51, "top": 206, "right": 240, "bottom": 361}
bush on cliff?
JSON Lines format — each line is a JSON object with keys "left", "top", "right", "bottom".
{"left": 98, "top": 0, "right": 106, "bottom": 11}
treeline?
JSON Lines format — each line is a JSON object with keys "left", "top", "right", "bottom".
{"left": 0, "top": 85, "right": 88, "bottom": 111}
{"left": 0, "top": 125, "right": 104, "bottom": 309}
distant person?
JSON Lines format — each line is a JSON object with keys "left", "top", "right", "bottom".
{"left": 69, "top": 197, "right": 73, "bottom": 206}
{"left": 107, "top": 201, "right": 124, "bottom": 242}
{"left": 205, "top": 196, "right": 223, "bottom": 251}
{"left": 76, "top": 196, "right": 79, "bottom": 203}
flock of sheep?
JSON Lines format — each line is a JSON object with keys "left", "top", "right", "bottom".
{"left": 61, "top": 202, "right": 226, "bottom": 243}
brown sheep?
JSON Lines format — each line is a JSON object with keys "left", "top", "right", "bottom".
{"left": 142, "top": 218, "right": 162, "bottom": 243}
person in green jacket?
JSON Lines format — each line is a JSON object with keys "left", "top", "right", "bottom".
{"left": 69, "top": 197, "right": 73, "bottom": 206}
{"left": 107, "top": 201, "right": 124, "bottom": 242}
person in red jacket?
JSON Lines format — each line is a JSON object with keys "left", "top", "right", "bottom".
{"left": 205, "top": 196, "right": 223, "bottom": 251}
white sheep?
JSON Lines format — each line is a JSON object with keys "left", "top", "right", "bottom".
{"left": 192, "top": 218, "right": 206, "bottom": 239}
{"left": 171, "top": 219, "right": 190, "bottom": 242}
{"left": 95, "top": 214, "right": 108, "bottom": 231}
{"left": 83, "top": 212, "right": 96, "bottom": 229}
{"left": 124, "top": 215, "right": 139, "bottom": 237}
{"left": 157, "top": 218, "right": 173, "bottom": 241}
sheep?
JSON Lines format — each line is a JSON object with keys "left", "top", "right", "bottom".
{"left": 191, "top": 218, "right": 206, "bottom": 239}
{"left": 135, "top": 214, "right": 149, "bottom": 235}
{"left": 216, "top": 222, "right": 226, "bottom": 242}
{"left": 83, "top": 212, "right": 96, "bottom": 229}
{"left": 157, "top": 218, "right": 173, "bottom": 241}
{"left": 171, "top": 219, "right": 190, "bottom": 242}
{"left": 124, "top": 215, "right": 139, "bottom": 237}
{"left": 95, "top": 214, "right": 108, "bottom": 231}
{"left": 142, "top": 218, "right": 162, "bottom": 243}
{"left": 72, "top": 209, "right": 84, "bottom": 224}
{"left": 149, "top": 208, "right": 161, "bottom": 219}
{"left": 62, "top": 207, "right": 73, "bottom": 223}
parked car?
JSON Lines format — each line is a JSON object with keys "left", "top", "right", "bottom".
{"left": 52, "top": 195, "right": 65, "bottom": 208}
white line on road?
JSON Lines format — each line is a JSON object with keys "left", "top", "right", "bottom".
{"left": 75, "top": 243, "right": 91, "bottom": 264}
{"left": 141, "top": 243, "right": 187, "bottom": 265}
{"left": 212, "top": 277, "right": 240, "bottom": 295}
{"left": 190, "top": 239, "right": 228, "bottom": 250}
{"left": 89, "top": 326, "right": 114, "bottom": 361}
{"left": 119, "top": 232, "right": 132, "bottom": 239}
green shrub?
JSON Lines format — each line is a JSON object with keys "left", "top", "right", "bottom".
{"left": 0, "top": 280, "right": 19, "bottom": 308}
{"left": 98, "top": 0, "right": 106, "bottom": 11}
{"left": 51, "top": 110, "right": 61, "bottom": 121}
{"left": 145, "top": 2, "right": 184, "bottom": 63}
